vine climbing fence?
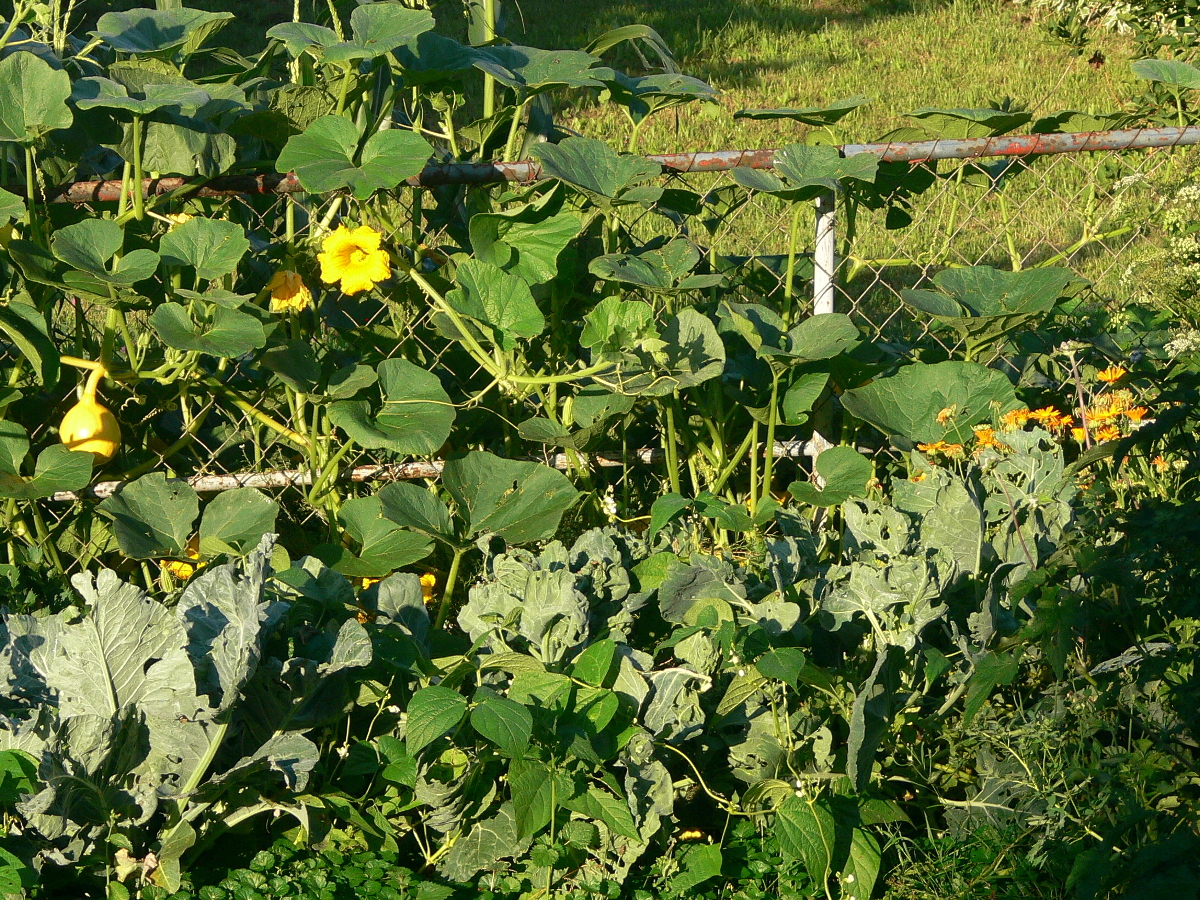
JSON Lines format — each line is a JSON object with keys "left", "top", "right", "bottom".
{"left": 29, "top": 125, "right": 1200, "bottom": 559}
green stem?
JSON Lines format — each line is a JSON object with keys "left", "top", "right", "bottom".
{"left": 762, "top": 373, "right": 780, "bottom": 504}
{"left": 503, "top": 96, "right": 527, "bottom": 161}
{"left": 782, "top": 201, "right": 803, "bottom": 327}
{"left": 663, "top": 400, "right": 681, "bottom": 495}
{"left": 335, "top": 63, "right": 353, "bottom": 116}
{"left": 131, "top": 116, "right": 145, "bottom": 221}
{"left": 481, "top": 0, "right": 497, "bottom": 119}
{"left": 207, "top": 380, "right": 311, "bottom": 450}
{"left": 434, "top": 546, "right": 467, "bottom": 630}
{"left": 748, "top": 420, "right": 759, "bottom": 515}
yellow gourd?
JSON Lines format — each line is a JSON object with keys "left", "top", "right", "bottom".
{"left": 60, "top": 366, "right": 120, "bottom": 464}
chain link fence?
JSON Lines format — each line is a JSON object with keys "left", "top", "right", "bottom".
{"left": 33, "top": 127, "right": 1200, "bottom": 545}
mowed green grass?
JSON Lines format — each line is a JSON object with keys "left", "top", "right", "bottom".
{"left": 504, "top": 0, "right": 1168, "bottom": 323}
{"left": 507, "top": 0, "right": 1136, "bottom": 151}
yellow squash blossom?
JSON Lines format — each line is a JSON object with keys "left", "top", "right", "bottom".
{"left": 1071, "top": 427, "right": 1088, "bottom": 443}
{"left": 421, "top": 573, "right": 437, "bottom": 604}
{"left": 318, "top": 225, "right": 391, "bottom": 294}
{"left": 162, "top": 536, "right": 202, "bottom": 581}
{"left": 268, "top": 269, "right": 313, "bottom": 314}
{"left": 1096, "top": 365, "right": 1127, "bottom": 384}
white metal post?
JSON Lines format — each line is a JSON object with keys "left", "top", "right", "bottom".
{"left": 813, "top": 191, "right": 837, "bottom": 315}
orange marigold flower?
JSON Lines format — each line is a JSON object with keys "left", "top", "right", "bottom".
{"left": 1030, "top": 406, "right": 1061, "bottom": 422}
{"left": 1087, "top": 401, "right": 1122, "bottom": 423}
{"left": 1096, "top": 365, "right": 1127, "bottom": 384}
{"left": 973, "top": 426, "right": 1007, "bottom": 451}
{"left": 1123, "top": 406, "right": 1150, "bottom": 422}
{"left": 1000, "top": 408, "right": 1031, "bottom": 430}
{"left": 1153, "top": 455, "right": 1169, "bottom": 471}
{"left": 1094, "top": 424, "right": 1122, "bottom": 442}
{"left": 936, "top": 405, "right": 957, "bottom": 426}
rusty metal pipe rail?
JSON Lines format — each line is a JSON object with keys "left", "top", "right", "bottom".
{"left": 37, "top": 125, "right": 1200, "bottom": 205}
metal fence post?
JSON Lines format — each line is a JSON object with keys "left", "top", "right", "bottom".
{"left": 813, "top": 191, "right": 837, "bottom": 315}
{"left": 806, "top": 191, "right": 838, "bottom": 481}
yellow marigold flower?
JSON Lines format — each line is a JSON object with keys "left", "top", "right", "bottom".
{"left": 1096, "top": 365, "right": 1127, "bottom": 384}
{"left": 1000, "top": 408, "right": 1031, "bottom": 431}
{"left": 936, "top": 405, "right": 957, "bottom": 426}
{"left": 917, "top": 440, "right": 963, "bottom": 457}
{"left": 421, "top": 572, "right": 437, "bottom": 604}
{"left": 318, "top": 225, "right": 391, "bottom": 295}
{"left": 162, "top": 536, "right": 202, "bottom": 581}
{"left": 677, "top": 829, "right": 707, "bottom": 842}
{"left": 267, "top": 269, "right": 313, "bottom": 314}
{"left": 1030, "top": 406, "right": 1061, "bottom": 423}
{"left": 1153, "top": 455, "right": 1169, "bottom": 471}
{"left": 1123, "top": 406, "right": 1150, "bottom": 422}
{"left": 1094, "top": 424, "right": 1122, "bottom": 442}
{"left": 1087, "top": 401, "right": 1122, "bottom": 423}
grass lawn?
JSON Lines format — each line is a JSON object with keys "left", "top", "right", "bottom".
{"left": 506, "top": 0, "right": 1137, "bottom": 151}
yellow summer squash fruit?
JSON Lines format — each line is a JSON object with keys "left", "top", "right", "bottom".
{"left": 60, "top": 366, "right": 120, "bottom": 464}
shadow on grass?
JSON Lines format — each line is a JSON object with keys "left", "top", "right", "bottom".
{"left": 507, "top": 0, "right": 921, "bottom": 78}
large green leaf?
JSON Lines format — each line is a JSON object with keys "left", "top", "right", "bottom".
{"left": 776, "top": 795, "right": 836, "bottom": 883}
{"left": 596, "top": 308, "right": 725, "bottom": 396}
{"left": 323, "top": 4, "right": 435, "bottom": 62}
{"left": 122, "top": 119, "right": 236, "bottom": 176}
{"left": 0, "top": 445, "right": 92, "bottom": 501}
{"left": 443, "top": 451, "right": 579, "bottom": 544}
{"left": 734, "top": 96, "right": 870, "bottom": 126}
{"left": 406, "top": 685, "right": 467, "bottom": 755}
{"left": 276, "top": 115, "right": 432, "bottom": 198}
{"left": 97, "top": 472, "right": 199, "bottom": 558}
{"left": 0, "top": 189, "right": 23, "bottom": 224}
{"left": 378, "top": 482, "right": 456, "bottom": 545}
{"left": 589, "top": 238, "right": 722, "bottom": 293}
{"left": 447, "top": 259, "right": 545, "bottom": 350}
{"left": 150, "top": 302, "right": 266, "bottom": 358}
{"left": 93, "top": 8, "right": 234, "bottom": 57}
{"left": 788, "top": 445, "right": 872, "bottom": 507}
{"left": 176, "top": 540, "right": 281, "bottom": 716}
{"left": 841, "top": 361, "right": 1018, "bottom": 445}
{"left": 735, "top": 143, "right": 878, "bottom": 200}
{"left": 902, "top": 265, "right": 1074, "bottom": 359}
{"left": 314, "top": 496, "right": 433, "bottom": 578}
{"left": 265, "top": 22, "right": 339, "bottom": 57}
{"left": 54, "top": 568, "right": 198, "bottom": 721}
{"left": 52, "top": 219, "right": 160, "bottom": 286}
{"left": 475, "top": 46, "right": 608, "bottom": 94}
{"left": 1131, "top": 58, "right": 1200, "bottom": 89}
{"left": 0, "top": 300, "right": 58, "bottom": 387}
{"left": 0, "top": 52, "right": 73, "bottom": 144}
{"left": 601, "top": 72, "right": 718, "bottom": 122}
{"left": 159, "top": 217, "right": 249, "bottom": 282}
{"left": 530, "top": 137, "right": 660, "bottom": 202}
{"left": 906, "top": 107, "right": 1032, "bottom": 139}
{"left": 580, "top": 297, "right": 657, "bottom": 355}
{"left": 469, "top": 192, "right": 580, "bottom": 285}
{"left": 328, "top": 358, "right": 455, "bottom": 455}
{"left": 72, "top": 76, "right": 184, "bottom": 117}
{"left": 198, "top": 488, "right": 278, "bottom": 556}
{"left": 471, "top": 696, "right": 533, "bottom": 757}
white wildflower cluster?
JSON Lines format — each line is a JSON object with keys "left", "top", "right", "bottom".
{"left": 1166, "top": 328, "right": 1200, "bottom": 358}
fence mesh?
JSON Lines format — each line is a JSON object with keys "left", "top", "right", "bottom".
{"left": 32, "top": 135, "right": 1200, "bottom": 555}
